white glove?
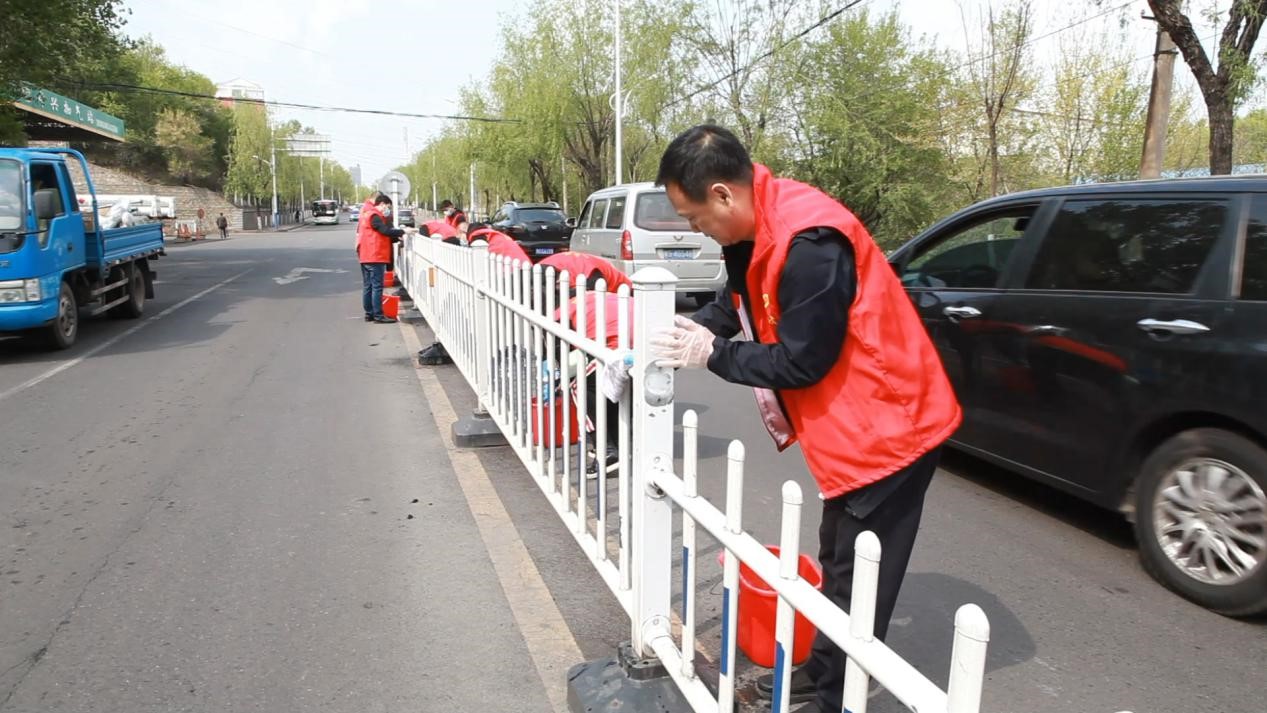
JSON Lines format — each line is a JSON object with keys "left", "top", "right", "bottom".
{"left": 601, "top": 353, "right": 634, "bottom": 402}
{"left": 651, "top": 315, "right": 716, "bottom": 369}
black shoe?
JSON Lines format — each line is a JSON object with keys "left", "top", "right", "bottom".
{"left": 365, "top": 315, "right": 375, "bottom": 322}
{"left": 756, "top": 667, "right": 816, "bottom": 703}
{"left": 417, "top": 342, "right": 453, "bottom": 366}
{"left": 585, "top": 444, "right": 620, "bottom": 476}
{"left": 373, "top": 316, "right": 397, "bottom": 324}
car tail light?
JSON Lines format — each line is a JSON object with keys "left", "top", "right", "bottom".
{"left": 620, "top": 230, "right": 633, "bottom": 261}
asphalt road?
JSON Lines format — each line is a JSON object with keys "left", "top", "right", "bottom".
{"left": 1, "top": 224, "right": 1262, "bottom": 713}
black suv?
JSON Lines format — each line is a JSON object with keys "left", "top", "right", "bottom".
{"left": 489, "top": 201, "right": 573, "bottom": 261}
{"left": 889, "top": 176, "right": 1267, "bottom": 616}
{"left": 398, "top": 208, "right": 416, "bottom": 228}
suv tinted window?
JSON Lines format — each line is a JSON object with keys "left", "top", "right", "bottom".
{"left": 1025, "top": 198, "right": 1225, "bottom": 294}
{"left": 605, "top": 196, "right": 626, "bottom": 229}
{"left": 1243, "top": 202, "right": 1267, "bottom": 301}
{"left": 902, "top": 209, "right": 1030, "bottom": 289}
{"left": 576, "top": 202, "right": 592, "bottom": 229}
{"left": 587, "top": 199, "right": 609, "bottom": 229}
{"left": 634, "top": 192, "right": 690, "bottom": 231}
{"left": 514, "top": 208, "right": 565, "bottom": 223}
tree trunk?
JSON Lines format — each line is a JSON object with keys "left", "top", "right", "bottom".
{"left": 1208, "top": 97, "right": 1235, "bottom": 175}
{"left": 988, "top": 122, "right": 1000, "bottom": 196}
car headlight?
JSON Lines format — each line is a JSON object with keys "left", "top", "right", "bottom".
{"left": 24, "top": 279, "right": 40, "bottom": 302}
{"left": 0, "top": 288, "right": 24, "bottom": 304}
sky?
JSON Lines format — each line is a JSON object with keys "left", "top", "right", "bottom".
{"left": 116, "top": 0, "right": 1203, "bottom": 185}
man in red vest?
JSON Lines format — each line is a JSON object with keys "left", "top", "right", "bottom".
{"left": 468, "top": 225, "right": 532, "bottom": 264}
{"left": 651, "top": 125, "right": 961, "bottom": 712}
{"left": 357, "top": 193, "right": 412, "bottom": 323}
{"left": 440, "top": 200, "right": 466, "bottom": 228}
{"left": 541, "top": 252, "right": 633, "bottom": 293}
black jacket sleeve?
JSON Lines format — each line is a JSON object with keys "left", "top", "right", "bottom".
{"left": 371, "top": 214, "right": 405, "bottom": 240}
{"left": 704, "top": 228, "right": 856, "bottom": 390}
{"left": 690, "top": 286, "right": 741, "bottom": 339}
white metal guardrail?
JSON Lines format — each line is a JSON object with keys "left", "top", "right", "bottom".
{"left": 397, "top": 235, "right": 990, "bottom": 713}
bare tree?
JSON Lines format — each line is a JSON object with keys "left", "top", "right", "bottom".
{"left": 1146, "top": 0, "right": 1267, "bottom": 174}
{"left": 962, "top": 0, "right": 1035, "bottom": 196}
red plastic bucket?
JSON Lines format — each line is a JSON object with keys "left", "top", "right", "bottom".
{"left": 381, "top": 294, "right": 400, "bottom": 319}
{"left": 722, "top": 546, "right": 823, "bottom": 668}
{"left": 383, "top": 270, "right": 396, "bottom": 288}
{"left": 531, "top": 396, "right": 579, "bottom": 446}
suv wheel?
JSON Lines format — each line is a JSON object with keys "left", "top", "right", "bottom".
{"left": 1135, "top": 428, "right": 1267, "bottom": 616}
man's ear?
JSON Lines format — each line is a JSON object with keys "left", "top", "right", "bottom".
{"left": 710, "top": 182, "right": 734, "bottom": 207}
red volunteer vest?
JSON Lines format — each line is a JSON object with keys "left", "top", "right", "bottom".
{"left": 555, "top": 292, "right": 633, "bottom": 350}
{"left": 424, "top": 219, "right": 457, "bottom": 239}
{"left": 541, "top": 253, "right": 633, "bottom": 292}
{"left": 742, "top": 164, "right": 961, "bottom": 497}
{"left": 470, "top": 228, "right": 531, "bottom": 264}
{"left": 356, "top": 201, "right": 392, "bottom": 263}
{"left": 445, "top": 209, "right": 466, "bottom": 228}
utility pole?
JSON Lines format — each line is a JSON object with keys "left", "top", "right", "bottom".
{"left": 469, "top": 162, "right": 476, "bottom": 221}
{"left": 561, "top": 154, "right": 568, "bottom": 214}
{"left": 431, "top": 153, "right": 438, "bottom": 213}
{"left": 1140, "top": 19, "right": 1177, "bottom": 179}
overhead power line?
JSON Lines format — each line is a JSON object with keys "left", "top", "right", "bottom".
{"left": 55, "top": 81, "right": 520, "bottom": 124}
{"left": 665, "top": 0, "right": 872, "bottom": 109}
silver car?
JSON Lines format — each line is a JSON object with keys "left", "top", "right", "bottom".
{"left": 569, "top": 183, "right": 725, "bottom": 305}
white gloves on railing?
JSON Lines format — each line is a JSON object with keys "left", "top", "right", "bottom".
{"left": 651, "top": 316, "right": 716, "bottom": 369}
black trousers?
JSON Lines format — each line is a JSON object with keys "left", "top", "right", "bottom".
{"left": 802, "top": 447, "right": 941, "bottom": 712}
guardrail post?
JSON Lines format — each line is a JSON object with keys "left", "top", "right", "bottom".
{"left": 630, "top": 267, "right": 677, "bottom": 655}
{"left": 451, "top": 243, "right": 505, "bottom": 448}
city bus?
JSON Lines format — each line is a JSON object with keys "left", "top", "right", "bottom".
{"left": 312, "top": 199, "right": 339, "bottom": 225}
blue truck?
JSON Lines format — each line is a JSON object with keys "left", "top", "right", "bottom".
{"left": 0, "top": 147, "right": 164, "bottom": 349}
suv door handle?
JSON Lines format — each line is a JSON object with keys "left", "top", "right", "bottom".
{"left": 1136, "top": 318, "right": 1211, "bottom": 336}
{"left": 943, "top": 306, "right": 982, "bottom": 319}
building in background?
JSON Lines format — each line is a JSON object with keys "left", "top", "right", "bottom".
{"left": 215, "top": 78, "right": 266, "bottom": 109}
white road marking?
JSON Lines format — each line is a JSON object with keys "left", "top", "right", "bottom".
{"left": 273, "top": 267, "right": 347, "bottom": 285}
{"left": 399, "top": 322, "right": 582, "bottom": 713}
{"left": 0, "top": 269, "right": 252, "bottom": 404}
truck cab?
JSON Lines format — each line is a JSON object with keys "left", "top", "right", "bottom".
{"left": 0, "top": 148, "right": 164, "bottom": 349}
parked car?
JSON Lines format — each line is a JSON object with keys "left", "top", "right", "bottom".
{"left": 888, "top": 176, "right": 1267, "bottom": 616}
{"left": 398, "top": 207, "right": 415, "bottom": 228}
{"left": 569, "top": 183, "right": 724, "bottom": 305}
{"left": 488, "top": 201, "right": 572, "bottom": 262}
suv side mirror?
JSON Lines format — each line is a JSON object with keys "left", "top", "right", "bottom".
{"left": 34, "top": 189, "right": 59, "bottom": 221}
{"left": 565, "top": 217, "right": 577, "bottom": 228}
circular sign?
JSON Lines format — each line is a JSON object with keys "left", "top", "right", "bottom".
{"left": 377, "top": 171, "right": 412, "bottom": 201}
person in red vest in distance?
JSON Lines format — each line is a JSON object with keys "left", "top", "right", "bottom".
{"left": 357, "top": 193, "right": 414, "bottom": 323}
{"left": 440, "top": 199, "right": 466, "bottom": 228}
{"left": 540, "top": 252, "right": 633, "bottom": 293}
{"left": 423, "top": 218, "right": 457, "bottom": 241}
{"left": 555, "top": 290, "right": 636, "bottom": 477}
{"left": 649, "top": 125, "right": 961, "bottom": 713}
{"left": 467, "top": 224, "right": 531, "bottom": 264}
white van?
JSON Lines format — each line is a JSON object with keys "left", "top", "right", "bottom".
{"left": 569, "top": 183, "right": 725, "bottom": 305}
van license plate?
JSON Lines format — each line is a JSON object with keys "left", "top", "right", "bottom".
{"left": 535, "top": 248, "right": 554, "bottom": 255}
{"left": 663, "top": 249, "right": 694, "bottom": 260}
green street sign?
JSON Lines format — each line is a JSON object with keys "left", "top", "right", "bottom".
{"left": 14, "top": 83, "right": 125, "bottom": 141}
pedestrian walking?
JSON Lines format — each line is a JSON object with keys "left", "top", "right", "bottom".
{"left": 215, "top": 213, "right": 228, "bottom": 239}
{"left": 650, "top": 125, "right": 962, "bottom": 713}
{"left": 356, "top": 193, "right": 413, "bottom": 324}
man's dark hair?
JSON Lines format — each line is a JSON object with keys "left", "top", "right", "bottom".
{"left": 374, "top": 193, "right": 393, "bottom": 206}
{"left": 418, "top": 224, "right": 431, "bottom": 237}
{"left": 440, "top": 199, "right": 455, "bottom": 209}
{"left": 467, "top": 221, "right": 488, "bottom": 233}
{"left": 655, "top": 124, "right": 754, "bottom": 203}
